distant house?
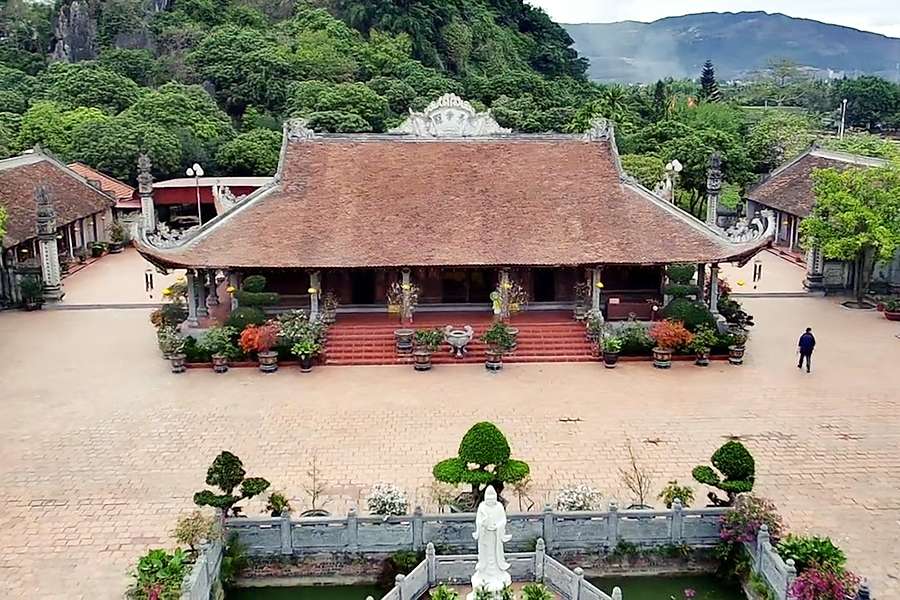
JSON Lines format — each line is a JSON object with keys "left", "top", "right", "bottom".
{"left": 745, "top": 147, "right": 898, "bottom": 292}
{"left": 152, "top": 176, "right": 272, "bottom": 227}
{"left": 0, "top": 152, "right": 115, "bottom": 303}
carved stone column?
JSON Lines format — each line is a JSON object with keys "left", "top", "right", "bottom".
{"left": 137, "top": 153, "right": 156, "bottom": 233}
{"left": 196, "top": 270, "right": 209, "bottom": 319}
{"left": 185, "top": 270, "right": 199, "bottom": 327}
{"left": 35, "top": 187, "right": 64, "bottom": 301}
{"left": 207, "top": 270, "right": 221, "bottom": 306}
{"left": 591, "top": 266, "right": 603, "bottom": 314}
{"left": 706, "top": 152, "right": 722, "bottom": 227}
{"left": 805, "top": 247, "right": 824, "bottom": 290}
{"left": 401, "top": 268, "right": 412, "bottom": 324}
{"left": 309, "top": 271, "right": 321, "bottom": 319}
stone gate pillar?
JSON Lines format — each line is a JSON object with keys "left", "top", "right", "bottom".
{"left": 804, "top": 247, "right": 824, "bottom": 290}
{"left": 591, "top": 266, "right": 603, "bottom": 313}
{"left": 185, "top": 271, "right": 199, "bottom": 327}
{"left": 708, "top": 264, "right": 720, "bottom": 315}
{"left": 706, "top": 152, "right": 722, "bottom": 227}
{"left": 35, "top": 186, "right": 64, "bottom": 301}
{"left": 137, "top": 153, "right": 156, "bottom": 234}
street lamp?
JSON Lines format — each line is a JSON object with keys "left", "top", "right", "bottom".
{"left": 838, "top": 98, "right": 848, "bottom": 140}
{"left": 186, "top": 163, "right": 204, "bottom": 226}
{"left": 665, "top": 159, "right": 683, "bottom": 203}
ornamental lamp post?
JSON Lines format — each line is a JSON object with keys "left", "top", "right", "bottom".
{"left": 665, "top": 159, "right": 683, "bottom": 203}
{"left": 186, "top": 163, "right": 205, "bottom": 226}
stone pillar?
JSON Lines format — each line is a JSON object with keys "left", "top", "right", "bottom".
{"left": 708, "top": 264, "right": 720, "bottom": 315}
{"left": 309, "top": 271, "right": 321, "bottom": 319}
{"left": 706, "top": 153, "right": 722, "bottom": 227}
{"left": 426, "top": 542, "right": 436, "bottom": 585}
{"left": 185, "top": 270, "right": 199, "bottom": 327}
{"left": 412, "top": 506, "right": 424, "bottom": 551}
{"left": 534, "top": 538, "right": 545, "bottom": 580}
{"left": 608, "top": 500, "right": 619, "bottom": 550}
{"left": 35, "top": 186, "right": 64, "bottom": 301}
{"left": 207, "top": 270, "right": 220, "bottom": 306}
{"left": 591, "top": 266, "right": 603, "bottom": 314}
{"left": 196, "top": 270, "right": 209, "bottom": 318}
{"left": 670, "top": 498, "right": 684, "bottom": 544}
{"left": 228, "top": 272, "right": 240, "bottom": 310}
{"left": 280, "top": 513, "right": 293, "bottom": 556}
{"left": 696, "top": 263, "right": 706, "bottom": 303}
{"left": 805, "top": 247, "right": 824, "bottom": 290}
{"left": 541, "top": 504, "right": 555, "bottom": 552}
{"left": 137, "top": 153, "right": 156, "bottom": 233}
{"left": 401, "top": 268, "right": 412, "bottom": 324}
{"left": 571, "top": 567, "right": 584, "bottom": 600}
{"left": 346, "top": 508, "right": 359, "bottom": 552}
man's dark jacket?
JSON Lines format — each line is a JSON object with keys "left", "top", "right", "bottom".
{"left": 798, "top": 332, "right": 816, "bottom": 355}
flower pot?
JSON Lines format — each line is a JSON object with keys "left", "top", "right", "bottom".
{"left": 885, "top": 311, "right": 900, "bottom": 322}
{"left": 507, "top": 327, "right": 519, "bottom": 352}
{"left": 695, "top": 349, "right": 710, "bottom": 367}
{"left": 299, "top": 355, "right": 314, "bottom": 372}
{"left": 728, "top": 344, "right": 745, "bottom": 366}
{"left": 170, "top": 353, "right": 186, "bottom": 374}
{"left": 652, "top": 346, "right": 672, "bottom": 369}
{"left": 485, "top": 349, "right": 503, "bottom": 372}
{"left": 574, "top": 304, "right": 587, "bottom": 321}
{"left": 258, "top": 350, "right": 278, "bottom": 373}
{"left": 109, "top": 242, "right": 124, "bottom": 254}
{"left": 413, "top": 349, "right": 432, "bottom": 371}
{"left": 300, "top": 509, "right": 330, "bottom": 518}
{"left": 394, "top": 328, "right": 415, "bottom": 354}
{"left": 90, "top": 246, "right": 104, "bottom": 258}
{"left": 211, "top": 354, "right": 229, "bottom": 373}
{"left": 602, "top": 350, "right": 620, "bottom": 368}
{"left": 322, "top": 309, "right": 336, "bottom": 325}
{"left": 876, "top": 302, "right": 885, "bottom": 312}
{"left": 23, "top": 299, "right": 42, "bottom": 311}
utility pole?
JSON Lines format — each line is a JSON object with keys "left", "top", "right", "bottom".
{"left": 839, "top": 98, "right": 848, "bottom": 140}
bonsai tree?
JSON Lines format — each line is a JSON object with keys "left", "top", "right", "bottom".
{"left": 433, "top": 422, "right": 530, "bottom": 506}
{"left": 226, "top": 275, "right": 280, "bottom": 329}
{"left": 194, "top": 451, "right": 271, "bottom": 517}
{"left": 692, "top": 441, "right": 755, "bottom": 506}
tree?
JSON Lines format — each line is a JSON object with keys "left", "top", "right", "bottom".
{"left": 97, "top": 48, "right": 160, "bottom": 86}
{"left": 70, "top": 117, "right": 182, "bottom": 181}
{"left": 620, "top": 154, "right": 665, "bottom": 188}
{"left": 699, "top": 60, "right": 721, "bottom": 103}
{"left": 193, "top": 451, "right": 270, "bottom": 517}
{"left": 692, "top": 441, "right": 755, "bottom": 506}
{"left": 835, "top": 76, "right": 900, "bottom": 131}
{"left": 17, "top": 102, "right": 111, "bottom": 157}
{"left": 287, "top": 81, "right": 389, "bottom": 131}
{"left": 746, "top": 110, "right": 815, "bottom": 173}
{"left": 122, "top": 82, "right": 234, "bottom": 147}
{"left": 215, "top": 128, "right": 282, "bottom": 175}
{"left": 651, "top": 79, "right": 670, "bottom": 119}
{"left": 822, "top": 133, "right": 900, "bottom": 161}
{"left": 35, "top": 63, "right": 142, "bottom": 114}
{"left": 800, "top": 164, "right": 900, "bottom": 305}
{"left": 432, "top": 421, "right": 530, "bottom": 505}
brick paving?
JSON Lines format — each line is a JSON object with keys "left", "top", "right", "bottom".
{"left": 1, "top": 292, "right": 899, "bottom": 598}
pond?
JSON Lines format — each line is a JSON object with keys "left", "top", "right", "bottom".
{"left": 228, "top": 585, "right": 383, "bottom": 600}
{"left": 590, "top": 575, "right": 745, "bottom": 600}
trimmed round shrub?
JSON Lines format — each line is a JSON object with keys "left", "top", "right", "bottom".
{"left": 693, "top": 440, "right": 755, "bottom": 504}
{"left": 242, "top": 275, "right": 267, "bottom": 293}
{"left": 666, "top": 263, "right": 696, "bottom": 284}
{"left": 225, "top": 306, "right": 266, "bottom": 331}
{"left": 661, "top": 298, "right": 717, "bottom": 332}
{"left": 459, "top": 422, "right": 511, "bottom": 466}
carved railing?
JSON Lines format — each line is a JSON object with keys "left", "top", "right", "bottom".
{"left": 180, "top": 540, "right": 223, "bottom": 600}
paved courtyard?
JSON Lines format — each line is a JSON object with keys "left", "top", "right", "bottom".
{"left": 1, "top": 256, "right": 899, "bottom": 599}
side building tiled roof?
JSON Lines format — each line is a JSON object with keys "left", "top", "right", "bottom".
{"left": 746, "top": 148, "right": 888, "bottom": 218}
{"left": 67, "top": 162, "right": 136, "bottom": 207}
{"left": 138, "top": 133, "right": 770, "bottom": 270}
{"left": 1, "top": 153, "right": 115, "bottom": 249}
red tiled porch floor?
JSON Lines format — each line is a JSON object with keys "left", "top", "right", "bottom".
{"left": 324, "top": 310, "right": 595, "bottom": 366}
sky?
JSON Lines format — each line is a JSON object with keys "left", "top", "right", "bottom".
{"left": 527, "top": 1, "right": 900, "bottom": 38}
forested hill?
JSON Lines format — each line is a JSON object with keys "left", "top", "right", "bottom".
{"left": 565, "top": 11, "right": 900, "bottom": 83}
{"left": 0, "top": 0, "right": 594, "bottom": 182}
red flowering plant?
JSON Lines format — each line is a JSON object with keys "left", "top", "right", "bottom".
{"left": 789, "top": 566, "right": 860, "bottom": 600}
{"left": 649, "top": 319, "right": 694, "bottom": 351}
{"left": 715, "top": 495, "right": 785, "bottom": 578}
{"left": 239, "top": 321, "right": 280, "bottom": 355}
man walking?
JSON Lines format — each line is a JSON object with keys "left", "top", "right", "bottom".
{"left": 797, "top": 327, "right": 816, "bottom": 373}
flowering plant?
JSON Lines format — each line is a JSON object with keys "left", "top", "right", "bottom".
{"left": 239, "top": 322, "right": 280, "bottom": 354}
{"left": 650, "top": 320, "right": 693, "bottom": 350}
{"left": 278, "top": 310, "right": 327, "bottom": 346}
{"left": 788, "top": 566, "right": 860, "bottom": 600}
{"left": 366, "top": 483, "right": 409, "bottom": 516}
{"left": 719, "top": 495, "right": 784, "bottom": 545}
{"left": 556, "top": 484, "right": 602, "bottom": 511}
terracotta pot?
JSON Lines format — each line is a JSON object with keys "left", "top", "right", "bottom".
{"left": 885, "top": 311, "right": 900, "bottom": 322}
{"left": 507, "top": 327, "right": 519, "bottom": 352}
{"left": 413, "top": 349, "right": 432, "bottom": 371}
{"left": 211, "top": 354, "right": 229, "bottom": 373}
{"left": 394, "top": 328, "right": 415, "bottom": 354}
{"left": 299, "top": 355, "right": 314, "bottom": 372}
{"left": 170, "top": 353, "right": 186, "bottom": 374}
{"left": 728, "top": 345, "right": 745, "bottom": 366}
{"left": 602, "top": 350, "right": 620, "bottom": 368}
{"left": 299, "top": 509, "right": 330, "bottom": 518}
{"left": 485, "top": 349, "right": 503, "bottom": 372}
{"left": 652, "top": 347, "right": 672, "bottom": 369}
{"left": 695, "top": 349, "right": 710, "bottom": 367}
{"left": 109, "top": 242, "right": 124, "bottom": 254}
{"left": 257, "top": 350, "right": 278, "bottom": 373}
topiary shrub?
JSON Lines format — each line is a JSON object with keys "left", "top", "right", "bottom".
{"left": 194, "top": 451, "right": 270, "bottom": 517}
{"left": 242, "top": 275, "right": 267, "bottom": 293}
{"left": 692, "top": 441, "right": 755, "bottom": 506}
{"left": 661, "top": 297, "right": 717, "bottom": 333}
{"left": 666, "top": 263, "right": 696, "bottom": 284}
{"left": 233, "top": 275, "right": 280, "bottom": 308}
{"left": 225, "top": 306, "right": 266, "bottom": 331}
{"left": 433, "top": 422, "right": 529, "bottom": 503}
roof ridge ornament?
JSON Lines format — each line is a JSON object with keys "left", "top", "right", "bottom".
{"left": 715, "top": 209, "right": 776, "bottom": 243}
{"left": 583, "top": 118, "right": 613, "bottom": 142}
{"left": 390, "top": 93, "right": 511, "bottom": 137}
{"left": 286, "top": 118, "right": 316, "bottom": 142}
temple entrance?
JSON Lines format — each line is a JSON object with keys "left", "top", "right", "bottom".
{"left": 532, "top": 268, "right": 556, "bottom": 302}
{"left": 350, "top": 270, "right": 376, "bottom": 304}
{"left": 441, "top": 269, "right": 495, "bottom": 303}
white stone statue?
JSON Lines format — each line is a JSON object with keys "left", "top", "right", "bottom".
{"left": 468, "top": 486, "right": 512, "bottom": 598}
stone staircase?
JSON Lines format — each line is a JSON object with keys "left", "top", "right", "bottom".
{"left": 323, "top": 313, "right": 595, "bottom": 366}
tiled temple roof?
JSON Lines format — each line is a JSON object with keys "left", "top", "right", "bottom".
{"left": 67, "top": 162, "right": 137, "bottom": 208}
{"left": 746, "top": 148, "right": 888, "bottom": 218}
{"left": 138, "top": 132, "right": 770, "bottom": 270}
{"left": 1, "top": 153, "right": 115, "bottom": 249}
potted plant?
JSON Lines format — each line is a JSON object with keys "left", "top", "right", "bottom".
{"left": 198, "top": 326, "right": 238, "bottom": 373}
{"left": 601, "top": 333, "right": 622, "bottom": 368}
{"left": 157, "top": 325, "right": 186, "bottom": 372}
{"left": 19, "top": 275, "right": 44, "bottom": 311}
{"left": 394, "top": 328, "right": 415, "bottom": 354}
{"left": 291, "top": 336, "right": 321, "bottom": 372}
{"left": 90, "top": 241, "right": 107, "bottom": 257}
{"left": 506, "top": 326, "right": 520, "bottom": 352}
{"left": 240, "top": 321, "right": 281, "bottom": 373}
{"left": 412, "top": 328, "right": 444, "bottom": 371}
{"left": 108, "top": 221, "right": 127, "bottom": 253}
{"left": 689, "top": 325, "right": 718, "bottom": 367}
{"left": 649, "top": 320, "right": 693, "bottom": 369}
{"left": 884, "top": 298, "right": 900, "bottom": 321}
{"left": 265, "top": 491, "right": 292, "bottom": 517}
{"left": 480, "top": 322, "right": 515, "bottom": 371}
{"left": 728, "top": 330, "right": 748, "bottom": 365}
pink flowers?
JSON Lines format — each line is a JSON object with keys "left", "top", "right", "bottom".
{"left": 719, "top": 496, "right": 784, "bottom": 545}
{"left": 683, "top": 589, "right": 697, "bottom": 599}
{"left": 789, "top": 566, "right": 860, "bottom": 600}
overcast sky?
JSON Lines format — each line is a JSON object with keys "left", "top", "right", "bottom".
{"left": 527, "top": 1, "right": 900, "bottom": 38}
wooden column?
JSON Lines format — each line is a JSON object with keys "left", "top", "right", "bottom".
{"left": 591, "top": 266, "right": 603, "bottom": 313}
{"left": 309, "top": 271, "right": 321, "bottom": 319}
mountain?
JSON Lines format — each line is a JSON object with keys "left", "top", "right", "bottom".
{"left": 564, "top": 11, "right": 900, "bottom": 83}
